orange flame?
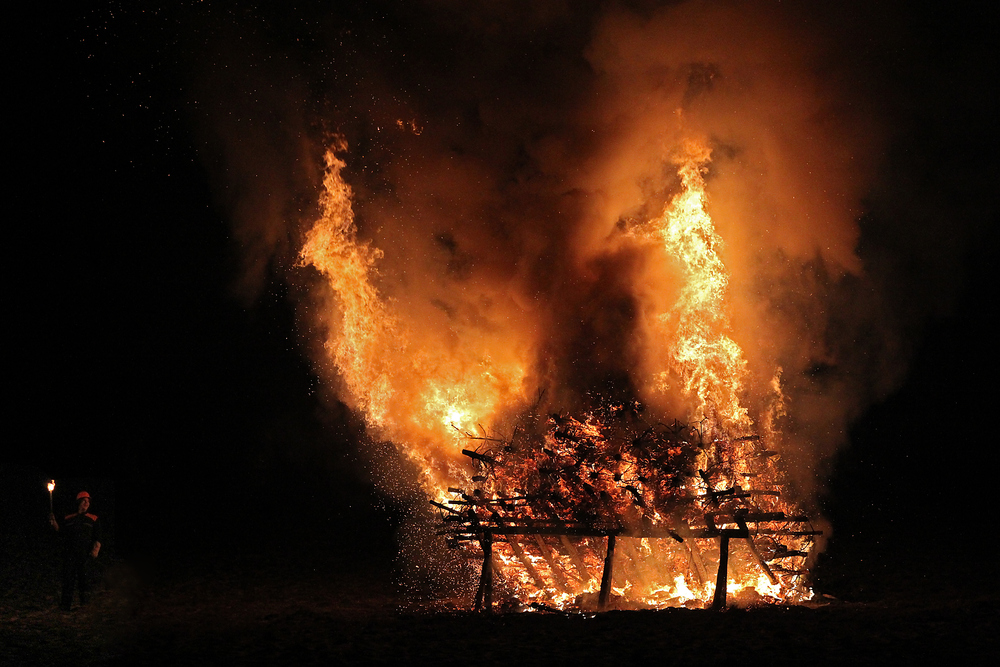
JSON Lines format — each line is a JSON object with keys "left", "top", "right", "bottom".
{"left": 644, "top": 140, "right": 751, "bottom": 430}
{"left": 299, "top": 142, "right": 532, "bottom": 497}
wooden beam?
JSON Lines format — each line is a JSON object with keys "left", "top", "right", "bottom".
{"left": 533, "top": 534, "right": 573, "bottom": 594}
{"left": 683, "top": 538, "right": 708, "bottom": 585}
{"left": 559, "top": 535, "right": 593, "bottom": 584}
{"left": 429, "top": 500, "right": 462, "bottom": 515}
{"left": 462, "top": 449, "right": 496, "bottom": 464}
{"left": 506, "top": 536, "right": 548, "bottom": 593}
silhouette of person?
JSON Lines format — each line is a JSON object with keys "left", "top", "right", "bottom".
{"left": 49, "top": 491, "right": 101, "bottom": 611}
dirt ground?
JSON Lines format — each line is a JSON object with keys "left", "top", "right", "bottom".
{"left": 3, "top": 531, "right": 997, "bottom": 666}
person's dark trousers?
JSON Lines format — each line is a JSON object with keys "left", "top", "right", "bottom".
{"left": 60, "top": 554, "right": 89, "bottom": 610}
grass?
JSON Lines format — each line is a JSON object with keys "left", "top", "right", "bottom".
{"left": 3, "top": 530, "right": 997, "bottom": 666}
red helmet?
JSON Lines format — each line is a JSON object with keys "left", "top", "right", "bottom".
{"left": 76, "top": 491, "right": 90, "bottom": 501}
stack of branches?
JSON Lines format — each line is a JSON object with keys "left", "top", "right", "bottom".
{"left": 450, "top": 409, "right": 730, "bottom": 535}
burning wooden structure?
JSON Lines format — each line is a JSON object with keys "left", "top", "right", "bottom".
{"left": 301, "top": 138, "right": 831, "bottom": 611}
{"left": 432, "top": 411, "right": 821, "bottom": 612}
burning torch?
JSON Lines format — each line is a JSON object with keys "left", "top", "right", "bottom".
{"left": 47, "top": 479, "right": 59, "bottom": 531}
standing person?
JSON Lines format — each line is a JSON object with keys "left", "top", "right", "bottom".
{"left": 49, "top": 491, "right": 101, "bottom": 611}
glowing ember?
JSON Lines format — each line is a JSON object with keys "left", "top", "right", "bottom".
{"left": 300, "top": 135, "right": 819, "bottom": 610}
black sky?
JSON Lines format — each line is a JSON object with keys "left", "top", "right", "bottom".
{"left": 7, "top": 1, "right": 999, "bottom": 570}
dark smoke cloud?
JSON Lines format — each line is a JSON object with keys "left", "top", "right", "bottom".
{"left": 191, "top": 0, "right": 996, "bottom": 502}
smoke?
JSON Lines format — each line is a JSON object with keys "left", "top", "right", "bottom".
{"left": 565, "top": 4, "right": 888, "bottom": 496}
{"left": 192, "top": 0, "right": 984, "bottom": 508}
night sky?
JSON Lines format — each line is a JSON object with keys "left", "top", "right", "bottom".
{"left": 7, "top": 0, "right": 999, "bottom": 587}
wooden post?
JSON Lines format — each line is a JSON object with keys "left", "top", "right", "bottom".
{"left": 481, "top": 534, "right": 493, "bottom": 613}
{"left": 599, "top": 534, "right": 617, "bottom": 610}
{"left": 711, "top": 534, "right": 730, "bottom": 610}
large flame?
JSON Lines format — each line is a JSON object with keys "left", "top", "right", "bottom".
{"left": 300, "top": 142, "right": 532, "bottom": 498}
{"left": 640, "top": 139, "right": 751, "bottom": 430}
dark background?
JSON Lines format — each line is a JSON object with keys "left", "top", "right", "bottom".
{"left": 6, "top": 1, "right": 999, "bottom": 602}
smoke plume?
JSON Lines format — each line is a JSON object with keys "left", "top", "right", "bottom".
{"left": 193, "top": 0, "right": 981, "bottom": 510}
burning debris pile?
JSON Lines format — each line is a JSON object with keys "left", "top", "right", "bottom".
{"left": 434, "top": 407, "right": 820, "bottom": 611}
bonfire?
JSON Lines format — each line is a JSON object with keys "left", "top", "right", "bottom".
{"left": 300, "top": 136, "right": 821, "bottom": 611}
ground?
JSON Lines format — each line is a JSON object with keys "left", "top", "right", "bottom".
{"left": 3, "top": 528, "right": 997, "bottom": 666}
